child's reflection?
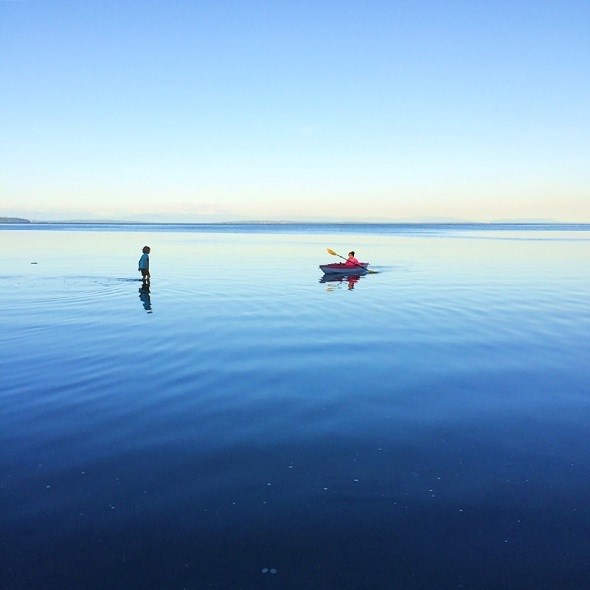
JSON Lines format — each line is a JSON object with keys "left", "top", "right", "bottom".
{"left": 346, "top": 276, "right": 359, "bottom": 290}
{"left": 139, "top": 284, "right": 153, "bottom": 313}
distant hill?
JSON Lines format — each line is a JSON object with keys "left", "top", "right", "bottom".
{"left": 0, "top": 217, "right": 31, "bottom": 223}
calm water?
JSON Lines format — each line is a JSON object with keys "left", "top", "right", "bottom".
{"left": 1, "top": 224, "right": 589, "bottom": 589}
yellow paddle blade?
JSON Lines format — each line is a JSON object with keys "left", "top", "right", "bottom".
{"left": 327, "top": 248, "right": 338, "bottom": 256}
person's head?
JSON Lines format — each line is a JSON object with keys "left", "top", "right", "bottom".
{"left": 348, "top": 251, "right": 355, "bottom": 257}
{"left": 142, "top": 246, "right": 151, "bottom": 254}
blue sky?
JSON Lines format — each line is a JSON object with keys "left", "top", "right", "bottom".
{"left": 1, "top": 1, "right": 588, "bottom": 222}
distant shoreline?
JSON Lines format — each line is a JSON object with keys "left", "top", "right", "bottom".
{"left": 2, "top": 217, "right": 587, "bottom": 225}
{"left": 0, "top": 217, "right": 31, "bottom": 224}
{"left": 0, "top": 217, "right": 590, "bottom": 226}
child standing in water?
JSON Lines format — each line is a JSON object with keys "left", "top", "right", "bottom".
{"left": 138, "top": 246, "right": 151, "bottom": 283}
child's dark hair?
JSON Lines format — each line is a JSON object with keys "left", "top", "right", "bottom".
{"left": 142, "top": 246, "right": 150, "bottom": 253}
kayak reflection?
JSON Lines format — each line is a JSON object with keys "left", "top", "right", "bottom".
{"left": 319, "top": 274, "right": 363, "bottom": 290}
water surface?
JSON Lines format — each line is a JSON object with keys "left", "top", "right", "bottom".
{"left": 1, "top": 224, "right": 589, "bottom": 589}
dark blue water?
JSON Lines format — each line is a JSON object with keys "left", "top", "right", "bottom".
{"left": 1, "top": 224, "right": 590, "bottom": 589}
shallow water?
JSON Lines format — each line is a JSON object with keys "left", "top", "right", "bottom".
{"left": 1, "top": 224, "right": 590, "bottom": 589}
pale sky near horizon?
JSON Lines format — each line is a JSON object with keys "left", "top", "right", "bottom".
{"left": 1, "top": 1, "right": 588, "bottom": 222}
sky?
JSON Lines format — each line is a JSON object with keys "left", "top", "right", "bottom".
{"left": 1, "top": 1, "right": 589, "bottom": 222}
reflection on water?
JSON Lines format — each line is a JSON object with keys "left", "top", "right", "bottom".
{"left": 138, "top": 284, "right": 152, "bottom": 313}
{"left": 320, "top": 273, "right": 365, "bottom": 290}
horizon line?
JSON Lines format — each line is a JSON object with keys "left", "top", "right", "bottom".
{"left": 2, "top": 217, "right": 589, "bottom": 226}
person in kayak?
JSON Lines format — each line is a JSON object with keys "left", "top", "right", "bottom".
{"left": 345, "top": 251, "right": 361, "bottom": 267}
{"left": 138, "top": 245, "right": 151, "bottom": 284}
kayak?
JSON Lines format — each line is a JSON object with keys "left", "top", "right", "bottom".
{"left": 319, "top": 262, "right": 369, "bottom": 275}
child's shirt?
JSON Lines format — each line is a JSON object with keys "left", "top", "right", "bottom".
{"left": 345, "top": 256, "right": 360, "bottom": 267}
{"left": 138, "top": 253, "right": 150, "bottom": 270}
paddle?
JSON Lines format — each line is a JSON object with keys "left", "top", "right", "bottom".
{"left": 326, "top": 248, "right": 377, "bottom": 273}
